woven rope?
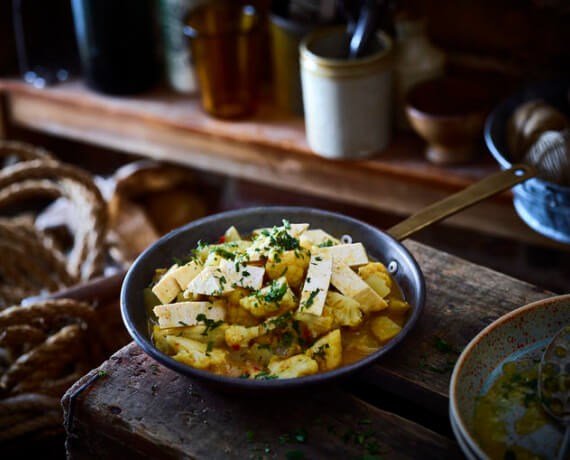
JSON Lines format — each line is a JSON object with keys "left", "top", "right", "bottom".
{"left": 0, "top": 242, "right": 60, "bottom": 293}
{"left": 0, "top": 158, "right": 108, "bottom": 307}
{"left": 0, "top": 299, "right": 104, "bottom": 440}
{"left": 0, "top": 411, "right": 61, "bottom": 441}
{"left": 0, "top": 221, "right": 76, "bottom": 287}
{"left": 0, "top": 325, "right": 46, "bottom": 345}
{"left": 0, "top": 161, "right": 107, "bottom": 279}
{"left": 0, "top": 141, "right": 55, "bottom": 163}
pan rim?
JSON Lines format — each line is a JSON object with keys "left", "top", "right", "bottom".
{"left": 120, "top": 206, "right": 426, "bottom": 390}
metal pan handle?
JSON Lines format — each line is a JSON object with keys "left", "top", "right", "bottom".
{"left": 387, "top": 164, "right": 537, "bottom": 242}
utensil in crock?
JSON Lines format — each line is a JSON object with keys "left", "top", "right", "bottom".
{"left": 539, "top": 326, "right": 570, "bottom": 460}
{"left": 122, "top": 164, "right": 536, "bottom": 391}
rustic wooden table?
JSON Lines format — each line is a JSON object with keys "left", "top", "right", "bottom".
{"left": 61, "top": 241, "right": 552, "bottom": 459}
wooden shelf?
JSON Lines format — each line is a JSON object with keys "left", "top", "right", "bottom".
{"left": 0, "top": 78, "right": 563, "bottom": 249}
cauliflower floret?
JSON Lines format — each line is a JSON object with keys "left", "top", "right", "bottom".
{"left": 294, "top": 306, "right": 335, "bottom": 338}
{"left": 326, "top": 291, "right": 363, "bottom": 327}
{"left": 358, "top": 262, "right": 392, "bottom": 289}
{"left": 267, "top": 354, "right": 318, "bottom": 379}
{"left": 265, "top": 249, "right": 310, "bottom": 289}
{"left": 166, "top": 335, "right": 227, "bottom": 369}
{"left": 306, "top": 329, "right": 342, "bottom": 371}
{"left": 239, "top": 277, "right": 297, "bottom": 319}
{"left": 225, "top": 324, "right": 263, "bottom": 348}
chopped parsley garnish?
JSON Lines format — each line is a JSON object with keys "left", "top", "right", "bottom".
{"left": 433, "top": 336, "right": 460, "bottom": 354}
{"left": 281, "top": 332, "right": 295, "bottom": 348}
{"left": 217, "top": 275, "right": 227, "bottom": 294}
{"left": 206, "top": 341, "right": 213, "bottom": 356}
{"left": 318, "top": 239, "right": 334, "bottom": 247}
{"left": 254, "top": 371, "right": 278, "bottom": 380}
{"left": 294, "top": 428, "right": 307, "bottom": 442}
{"left": 246, "top": 430, "right": 255, "bottom": 441}
{"left": 178, "top": 320, "right": 188, "bottom": 326}
{"left": 242, "top": 270, "right": 251, "bottom": 277}
{"left": 315, "top": 256, "right": 322, "bottom": 261}
{"left": 151, "top": 384, "right": 157, "bottom": 392}
{"left": 239, "top": 372, "right": 251, "bottom": 379}
{"left": 98, "top": 370, "right": 108, "bottom": 378}
{"left": 172, "top": 256, "right": 184, "bottom": 265}
{"left": 259, "top": 280, "right": 288, "bottom": 304}
{"left": 196, "top": 313, "right": 224, "bottom": 336}
{"left": 301, "top": 288, "right": 320, "bottom": 310}
{"left": 313, "top": 343, "right": 330, "bottom": 359}
{"left": 213, "top": 247, "right": 235, "bottom": 260}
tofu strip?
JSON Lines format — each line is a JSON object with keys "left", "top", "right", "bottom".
{"left": 330, "top": 261, "right": 387, "bottom": 313}
{"left": 314, "top": 243, "right": 368, "bottom": 267}
{"left": 153, "top": 301, "right": 225, "bottom": 329}
{"left": 299, "top": 254, "right": 332, "bottom": 316}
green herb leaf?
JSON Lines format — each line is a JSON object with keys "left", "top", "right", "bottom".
{"left": 294, "top": 428, "right": 307, "bottom": 443}
{"left": 246, "top": 430, "right": 255, "bottom": 442}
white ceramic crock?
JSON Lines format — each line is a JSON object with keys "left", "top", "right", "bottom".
{"left": 300, "top": 27, "right": 393, "bottom": 159}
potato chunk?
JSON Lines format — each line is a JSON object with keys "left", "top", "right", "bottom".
{"left": 265, "top": 249, "right": 310, "bottom": 289}
{"left": 239, "top": 277, "right": 297, "bottom": 318}
{"left": 224, "top": 225, "right": 241, "bottom": 242}
{"left": 325, "top": 291, "right": 363, "bottom": 327}
{"left": 306, "top": 329, "right": 342, "bottom": 371}
{"left": 370, "top": 316, "right": 402, "bottom": 343}
{"left": 166, "top": 336, "right": 227, "bottom": 369}
{"left": 267, "top": 354, "right": 318, "bottom": 379}
{"left": 387, "top": 299, "right": 410, "bottom": 316}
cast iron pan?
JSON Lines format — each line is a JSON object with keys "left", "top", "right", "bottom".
{"left": 121, "top": 165, "right": 536, "bottom": 391}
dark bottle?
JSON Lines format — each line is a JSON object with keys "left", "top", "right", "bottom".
{"left": 71, "top": 0, "right": 160, "bottom": 95}
{"left": 12, "top": 0, "right": 79, "bottom": 87}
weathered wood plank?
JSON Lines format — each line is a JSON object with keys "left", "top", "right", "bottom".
{"left": 63, "top": 343, "right": 462, "bottom": 460}
{"left": 1, "top": 78, "right": 566, "bottom": 249}
{"left": 366, "top": 240, "right": 554, "bottom": 414}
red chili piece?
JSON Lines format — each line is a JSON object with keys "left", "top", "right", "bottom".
{"left": 232, "top": 344, "right": 240, "bottom": 351}
{"left": 219, "top": 236, "right": 226, "bottom": 243}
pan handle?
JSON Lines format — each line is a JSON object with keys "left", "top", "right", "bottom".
{"left": 387, "top": 164, "right": 537, "bottom": 242}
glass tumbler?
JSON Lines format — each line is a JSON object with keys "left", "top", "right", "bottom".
{"left": 184, "top": 3, "right": 261, "bottom": 118}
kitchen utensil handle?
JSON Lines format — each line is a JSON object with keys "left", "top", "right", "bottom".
{"left": 558, "top": 426, "right": 570, "bottom": 460}
{"left": 387, "top": 164, "right": 536, "bottom": 242}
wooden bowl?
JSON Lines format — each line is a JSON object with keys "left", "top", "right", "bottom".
{"left": 406, "top": 77, "right": 490, "bottom": 164}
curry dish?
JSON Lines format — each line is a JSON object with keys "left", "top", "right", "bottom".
{"left": 145, "top": 220, "right": 411, "bottom": 379}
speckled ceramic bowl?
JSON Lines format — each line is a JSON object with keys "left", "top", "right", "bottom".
{"left": 449, "top": 294, "right": 570, "bottom": 459}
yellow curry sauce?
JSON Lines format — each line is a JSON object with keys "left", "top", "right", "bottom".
{"left": 472, "top": 359, "right": 553, "bottom": 460}
{"left": 144, "top": 221, "right": 411, "bottom": 380}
